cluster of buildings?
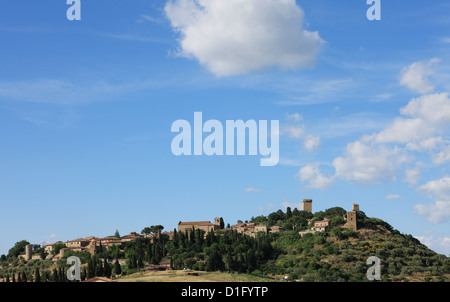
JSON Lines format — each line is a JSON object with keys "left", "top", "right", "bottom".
{"left": 40, "top": 231, "right": 163, "bottom": 261}
{"left": 177, "top": 199, "right": 359, "bottom": 239}
{"left": 298, "top": 199, "right": 359, "bottom": 237}
{"left": 177, "top": 217, "right": 285, "bottom": 238}
{"left": 31, "top": 198, "right": 360, "bottom": 260}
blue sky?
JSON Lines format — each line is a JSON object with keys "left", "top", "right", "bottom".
{"left": 1, "top": 0, "right": 450, "bottom": 256}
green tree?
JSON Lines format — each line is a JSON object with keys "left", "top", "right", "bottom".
{"left": 286, "top": 207, "right": 292, "bottom": 220}
{"left": 22, "top": 271, "right": 27, "bottom": 282}
{"left": 8, "top": 240, "right": 30, "bottom": 258}
{"left": 34, "top": 267, "right": 40, "bottom": 282}
{"left": 114, "top": 229, "right": 121, "bottom": 238}
{"left": 52, "top": 242, "right": 66, "bottom": 255}
{"left": 104, "top": 258, "right": 112, "bottom": 278}
{"left": 141, "top": 227, "right": 152, "bottom": 236}
{"left": 81, "top": 267, "right": 87, "bottom": 281}
{"left": 114, "top": 259, "right": 122, "bottom": 275}
{"left": 40, "top": 247, "right": 47, "bottom": 260}
{"left": 51, "top": 268, "right": 58, "bottom": 282}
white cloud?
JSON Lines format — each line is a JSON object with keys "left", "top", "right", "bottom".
{"left": 282, "top": 113, "right": 320, "bottom": 152}
{"left": 165, "top": 0, "right": 323, "bottom": 77}
{"left": 414, "top": 201, "right": 450, "bottom": 224}
{"left": 414, "top": 235, "right": 450, "bottom": 255}
{"left": 386, "top": 194, "right": 402, "bottom": 200}
{"left": 400, "top": 58, "right": 440, "bottom": 94}
{"left": 415, "top": 176, "right": 450, "bottom": 223}
{"left": 417, "top": 176, "right": 450, "bottom": 200}
{"left": 432, "top": 146, "right": 450, "bottom": 165}
{"left": 296, "top": 59, "right": 450, "bottom": 195}
{"left": 332, "top": 141, "right": 410, "bottom": 185}
{"left": 297, "top": 163, "right": 334, "bottom": 190}
{"left": 303, "top": 135, "right": 320, "bottom": 152}
{"left": 401, "top": 93, "right": 450, "bottom": 125}
{"left": 370, "top": 117, "right": 433, "bottom": 144}
{"left": 406, "top": 136, "right": 444, "bottom": 152}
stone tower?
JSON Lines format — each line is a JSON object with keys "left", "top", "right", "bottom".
{"left": 352, "top": 203, "right": 360, "bottom": 212}
{"left": 346, "top": 211, "right": 357, "bottom": 231}
{"left": 214, "top": 217, "right": 221, "bottom": 229}
{"left": 25, "top": 244, "right": 32, "bottom": 261}
{"left": 302, "top": 199, "right": 312, "bottom": 213}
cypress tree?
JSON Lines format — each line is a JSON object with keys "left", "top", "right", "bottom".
{"left": 146, "top": 241, "right": 152, "bottom": 263}
{"left": 51, "top": 268, "right": 58, "bottom": 282}
{"left": 88, "top": 257, "right": 95, "bottom": 278}
{"left": 81, "top": 266, "right": 87, "bottom": 281}
{"left": 286, "top": 207, "right": 292, "bottom": 220}
{"left": 59, "top": 267, "right": 64, "bottom": 282}
{"left": 114, "top": 259, "right": 122, "bottom": 275}
{"left": 35, "top": 267, "right": 41, "bottom": 282}
{"left": 40, "top": 248, "right": 46, "bottom": 260}
{"left": 96, "top": 259, "right": 103, "bottom": 276}
{"left": 104, "top": 258, "right": 111, "bottom": 278}
{"left": 173, "top": 229, "right": 178, "bottom": 247}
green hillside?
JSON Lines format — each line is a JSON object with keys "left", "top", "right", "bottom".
{"left": 1, "top": 207, "right": 449, "bottom": 282}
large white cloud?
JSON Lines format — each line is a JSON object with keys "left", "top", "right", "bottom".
{"left": 165, "top": 0, "right": 323, "bottom": 77}
{"left": 332, "top": 141, "right": 410, "bottom": 185}
{"left": 332, "top": 82, "right": 450, "bottom": 186}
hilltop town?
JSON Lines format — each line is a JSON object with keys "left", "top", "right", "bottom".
{"left": 19, "top": 199, "right": 359, "bottom": 262}
{"left": 2, "top": 199, "right": 449, "bottom": 282}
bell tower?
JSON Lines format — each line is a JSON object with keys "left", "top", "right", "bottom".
{"left": 214, "top": 217, "right": 221, "bottom": 229}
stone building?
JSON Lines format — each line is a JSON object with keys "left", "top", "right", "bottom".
{"left": 302, "top": 199, "right": 312, "bottom": 213}
{"left": 352, "top": 203, "right": 360, "bottom": 212}
{"left": 231, "top": 222, "right": 284, "bottom": 237}
{"left": 65, "top": 238, "right": 90, "bottom": 251}
{"left": 343, "top": 211, "right": 358, "bottom": 231}
{"left": 298, "top": 218, "right": 330, "bottom": 237}
{"left": 178, "top": 217, "right": 222, "bottom": 234}
{"left": 25, "top": 244, "right": 32, "bottom": 261}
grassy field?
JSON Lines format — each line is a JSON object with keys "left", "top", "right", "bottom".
{"left": 117, "top": 270, "right": 276, "bottom": 282}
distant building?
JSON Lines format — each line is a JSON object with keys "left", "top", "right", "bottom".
{"left": 231, "top": 222, "right": 283, "bottom": 237}
{"left": 178, "top": 217, "right": 222, "bottom": 234}
{"left": 298, "top": 218, "right": 330, "bottom": 237}
{"left": 302, "top": 199, "right": 312, "bottom": 213}
{"left": 343, "top": 211, "right": 358, "bottom": 231}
